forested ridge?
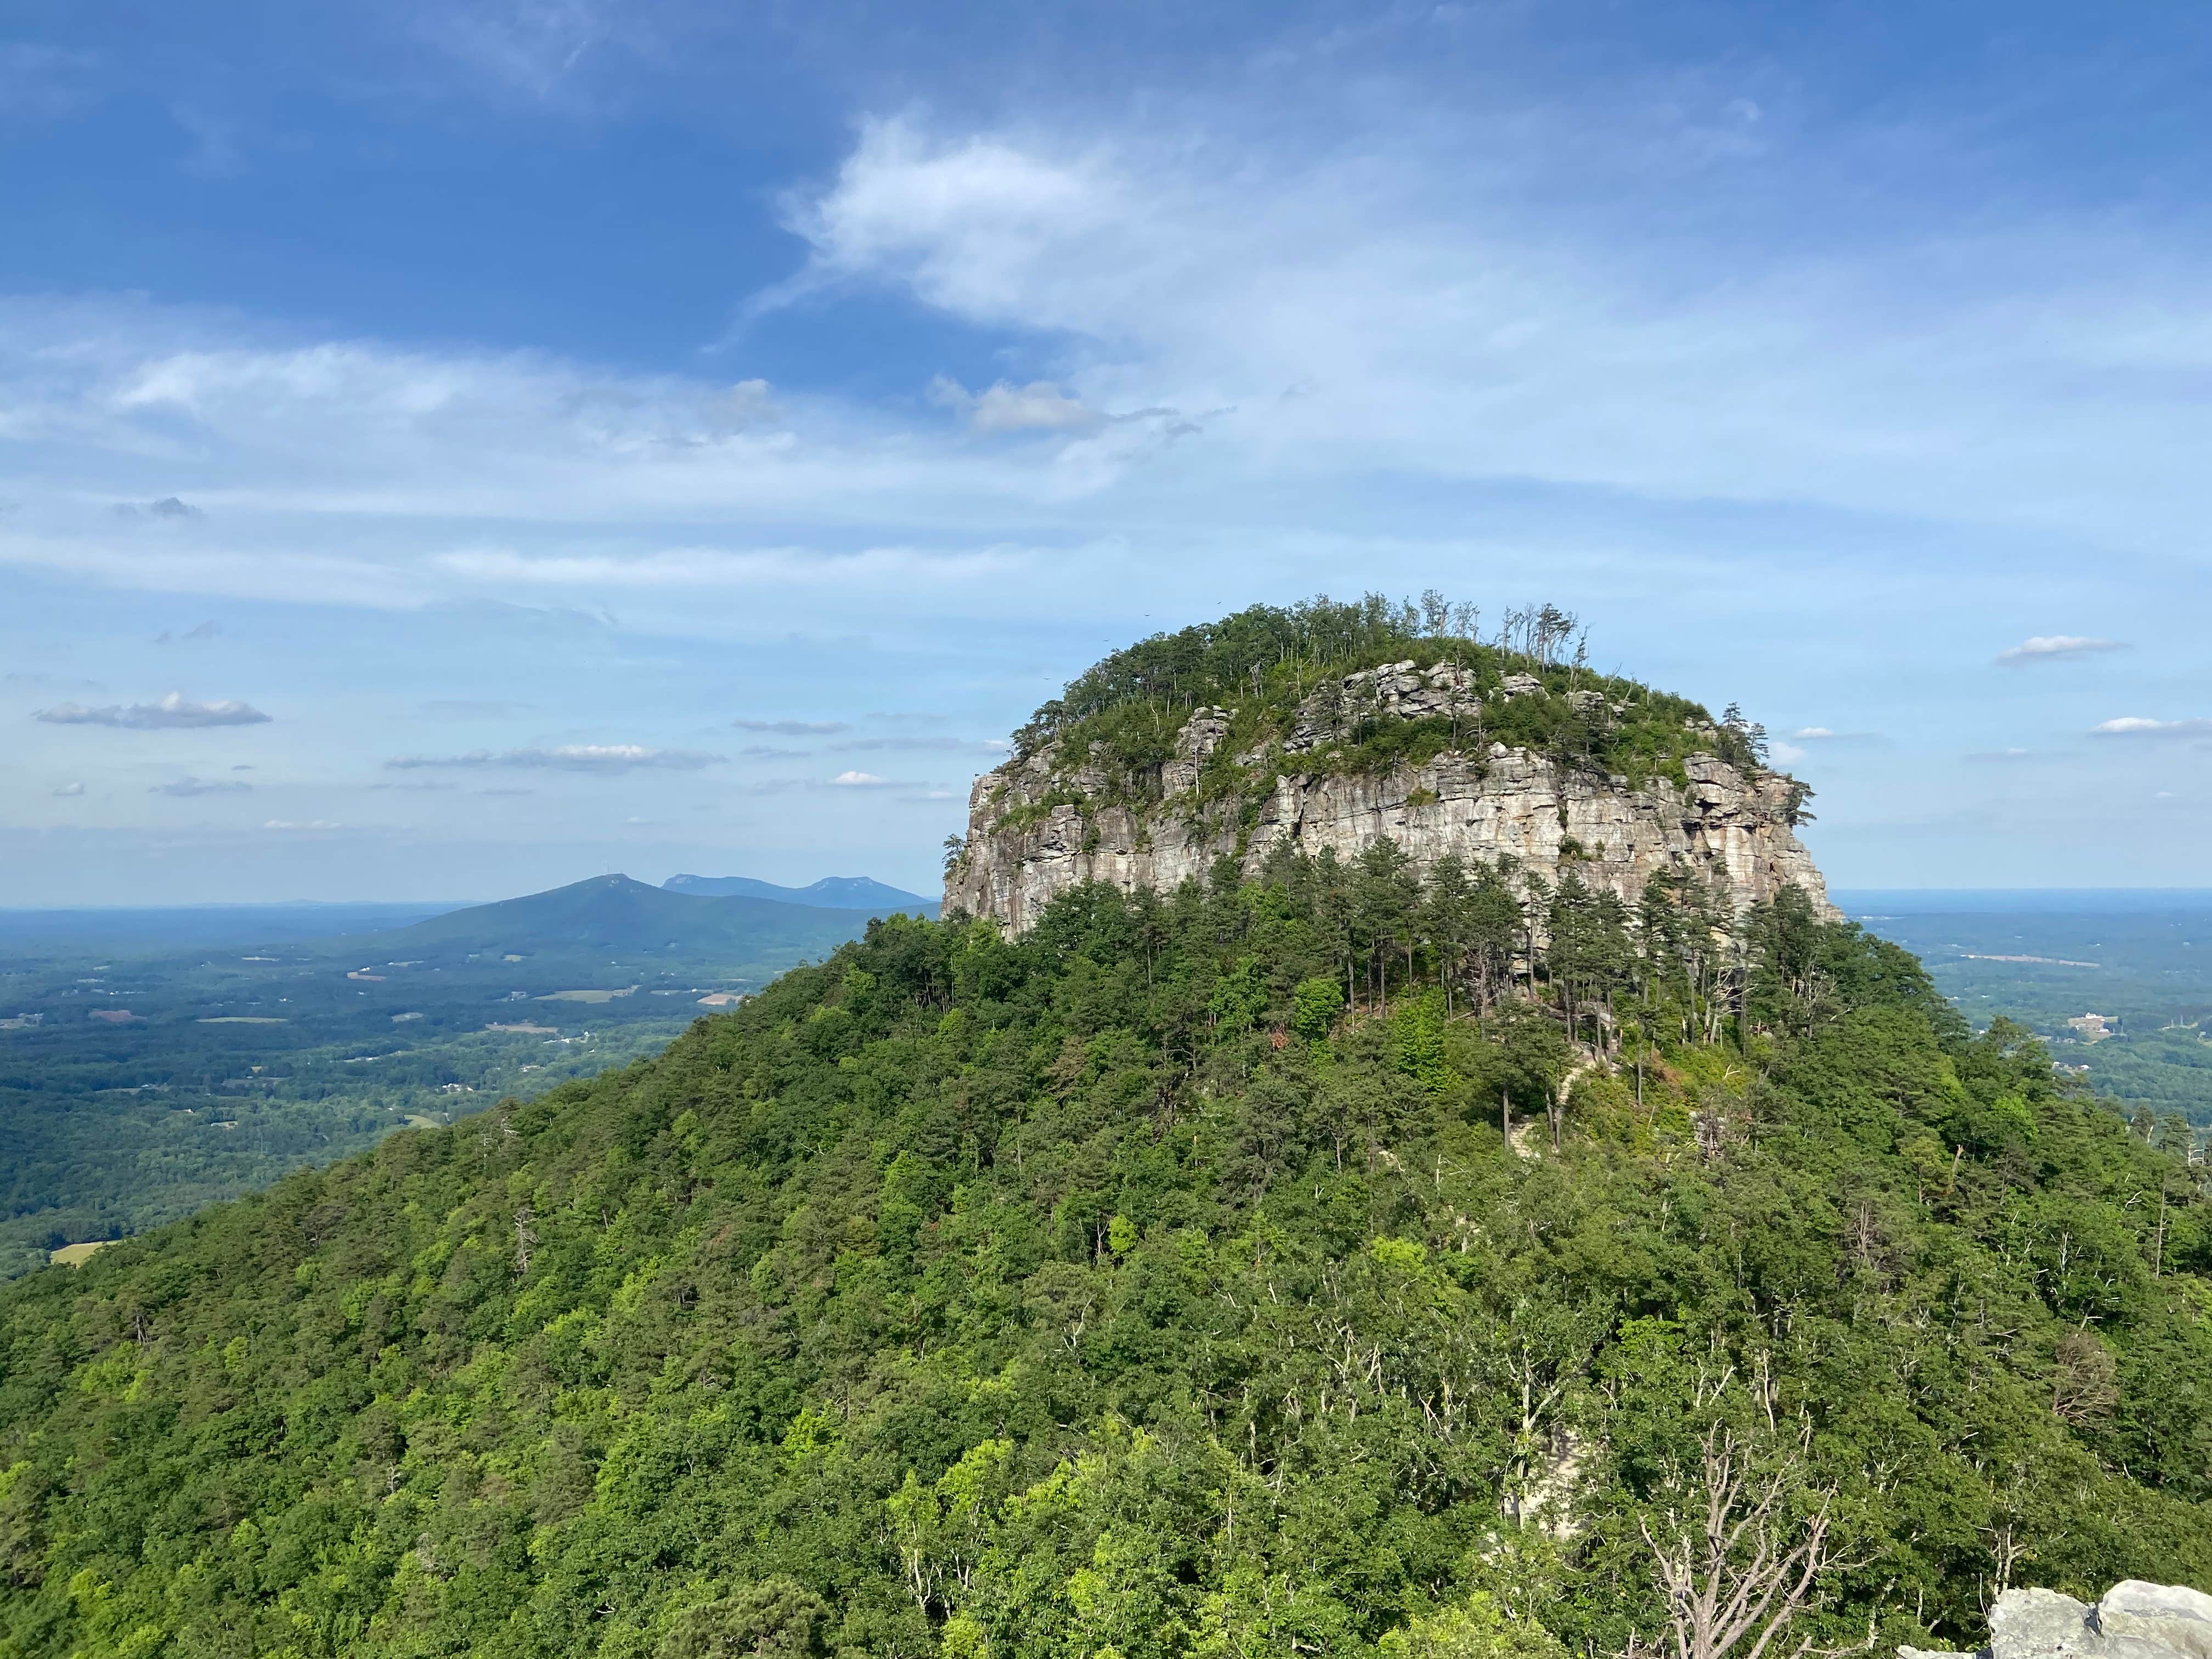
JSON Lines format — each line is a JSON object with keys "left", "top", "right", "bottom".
{"left": 2, "top": 847, "right": 2208, "bottom": 1659}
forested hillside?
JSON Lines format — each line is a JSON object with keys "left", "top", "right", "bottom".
{"left": 1, "top": 848, "right": 2207, "bottom": 1659}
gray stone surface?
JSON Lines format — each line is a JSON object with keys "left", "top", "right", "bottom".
{"left": 2099, "top": 1583, "right": 2212, "bottom": 1659}
{"left": 1899, "top": 1582, "right": 2212, "bottom": 1659}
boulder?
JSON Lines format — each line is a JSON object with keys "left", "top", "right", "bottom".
{"left": 1900, "top": 1582, "right": 2212, "bottom": 1659}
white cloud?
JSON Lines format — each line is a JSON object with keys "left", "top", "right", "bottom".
{"left": 0, "top": 42, "right": 97, "bottom": 124}
{"left": 7, "top": 76, "right": 2212, "bottom": 642}
{"left": 972, "top": 381, "right": 1105, "bottom": 434}
{"left": 1996, "top": 635, "right": 2126, "bottom": 664}
{"left": 434, "top": 545, "right": 1022, "bottom": 589}
{"left": 34, "top": 692, "right": 271, "bottom": 729}
{"left": 264, "top": 819, "right": 341, "bottom": 830}
{"left": 2092, "top": 716, "right": 2212, "bottom": 737}
{"left": 51, "top": 781, "right": 84, "bottom": 797}
{"left": 13, "top": 103, "right": 2212, "bottom": 637}
{"left": 734, "top": 718, "right": 848, "bottom": 734}
{"left": 385, "top": 744, "right": 724, "bottom": 772}
{"left": 772, "top": 114, "right": 2212, "bottom": 549}
{"left": 930, "top": 375, "right": 1105, "bottom": 434}
{"left": 780, "top": 120, "right": 1124, "bottom": 321}
{"left": 412, "top": 0, "right": 622, "bottom": 106}
{"left": 111, "top": 496, "right": 204, "bottom": 521}
{"left": 1787, "top": 726, "right": 1881, "bottom": 744}
{"left": 828, "top": 770, "right": 890, "bottom": 787}
{"left": 831, "top": 736, "right": 998, "bottom": 754}
{"left": 150, "top": 776, "right": 252, "bottom": 797}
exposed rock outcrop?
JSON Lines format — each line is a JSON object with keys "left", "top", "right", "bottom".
{"left": 946, "top": 661, "right": 1836, "bottom": 935}
{"left": 1904, "top": 1581, "right": 2212, "bottom": 1659}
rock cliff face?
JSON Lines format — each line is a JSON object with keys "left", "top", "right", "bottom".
{"left": 946, "top": 659, "right": 1837, "bottom": 934}
{"left": 1904, "top": 1581, "right": 2212, "bottom": 1659}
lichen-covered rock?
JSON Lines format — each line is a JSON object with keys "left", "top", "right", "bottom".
{"left": 1901, "top": 1582, "right": 2212, "bottom": 1659}
{"left": 947, "top": 707, "right": 1835, "bottom": 936}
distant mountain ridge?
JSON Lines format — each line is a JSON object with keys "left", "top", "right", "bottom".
{"left": 662, "top": 872, "right": 935, "bottom": 915}
{"left": 378, "top": 874, "right": 888, "bottom": 956}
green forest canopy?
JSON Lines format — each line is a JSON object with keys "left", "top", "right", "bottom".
{"left": 1, "top": 848, "right": 2207, "bottom": 1659}
{"left": 997, "top": 597, "right": 1773, "bottom": 818}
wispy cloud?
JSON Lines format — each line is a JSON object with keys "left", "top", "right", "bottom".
{"left": 114, "top": 496, "right": 205, "bottom": 521}
{"left": 150, "top": 776, "right": 252, "bottom": 797}
{"left": 827, "top": 770, "right": 891, "bottom": 787}
{"left": 435, "top": 547, "right": 1020, "bottom": 589}
{"left": 264, "top": 819, "right": 340, "bottom": 830}
{"left": 34, "top": 692, "right": 270, "bottom": 729}
{"left": 51, "top": 781, "right": 84, "bottom": 797}
{"left": 1786, "top": 726, "right": 1883, "bottom": 746}
{"left": 734, "top": 718, "right": 847, "bottom": 734}
{"left": 830, "top": 735, "right": 999, "bottom": 754}
{"left": 154, "top": 620, "right": 221, "bottom": 645}
{"left": 2092, "top": 716, "right": 2212, "bottom": 738}
{"left": 14, "top": 86, "right": 2212, "bottom": 638}
{"left": 384, "top": 744, "right": 724, "bottom": 772}
{"left": 1997, "top": 635, "right": 2126, "bottom": 665}
{"left": 929, "top": 375, "right": 1105, "bottom": 434}
{"left": 413, "top": 0, "right": 620, "bottom": 106}
{"left": 419, "top": 698, "right": 525, "bottom": 720}
{"left": 0, "top": 43, "right": 98, "bottom": 124}
{"left": 170, "top": 105, "right": 242, "bottom": 179}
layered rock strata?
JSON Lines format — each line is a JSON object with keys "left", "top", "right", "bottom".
{"left": 947, "top": 663, "right": 1836, "bottom": 935}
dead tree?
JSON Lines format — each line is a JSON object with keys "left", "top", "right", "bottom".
{"left": 1630, "top": 1423, "right": 1853, "bottom": 1659}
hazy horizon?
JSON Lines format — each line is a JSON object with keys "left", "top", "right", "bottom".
{"left": 10, "top": 882, "right": 2212, "bottom": 919}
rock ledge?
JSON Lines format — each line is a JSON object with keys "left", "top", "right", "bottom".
{"left": 1904, "top": 1582, "right": 2212, "bottom": 1659}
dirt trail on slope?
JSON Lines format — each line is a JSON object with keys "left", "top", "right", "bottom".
{"left": 1509, "top": 1049, "right": 1602, "bottom": 1159}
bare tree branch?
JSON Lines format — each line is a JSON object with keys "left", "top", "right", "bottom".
{"left": 1630, "top": 1423, "right": 1861, "bottom": 1659}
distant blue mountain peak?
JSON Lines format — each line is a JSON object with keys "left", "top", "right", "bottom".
{"left": 663, "top": 873, "right": 934, "bottom": 913}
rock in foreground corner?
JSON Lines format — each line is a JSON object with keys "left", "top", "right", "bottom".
{"left": 1903, "top": 1581, "right": 2212, "bottom": 1659}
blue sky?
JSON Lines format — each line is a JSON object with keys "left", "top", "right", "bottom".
{"left": 5, "top": 1, "right": 2212, "bottom": 904}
